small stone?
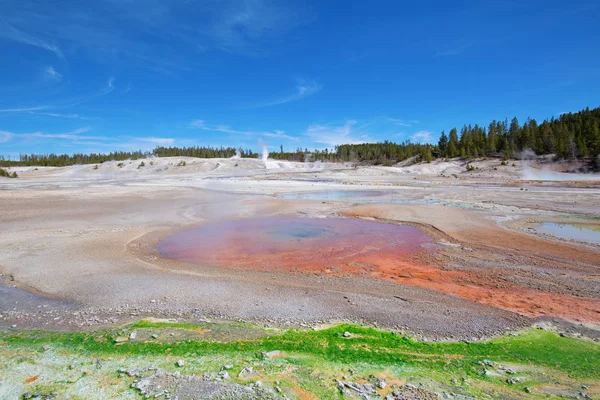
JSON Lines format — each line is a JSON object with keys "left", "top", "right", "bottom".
{"left": 223, "top": 364, "right": 234, "bottom": 370}
{"left": 376, "top": 379, "right": 388, "bottom": 389}
{"left": 255, "top": 380, "right": 262, "bottom": 387}
{"left": 176, "top": 360, "right": 185, "bottom": 367}
{"left": 129, "top": 331, "right": 137, "bottom": 340}
{"left": 261, "top": 350, "right": 281, "bottom": 359}
{"left": 343, "top": 331, "right": 351, "bottom": 338}
{"left": 217, "top": 371, "right": 229, "bottom": 380}
{"left": 151, "top": 334, "right": 158, "bottom": 339}
{"left": 506, "top": 377, "right": 521, "bottom": 385}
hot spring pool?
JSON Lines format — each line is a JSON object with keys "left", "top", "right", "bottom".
{"left": 158, "top": 217, "right": 432, "bottom": 271}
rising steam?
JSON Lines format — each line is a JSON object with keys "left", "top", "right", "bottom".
{"left": 520, "top": 150, "right": 600, "bottom": 181}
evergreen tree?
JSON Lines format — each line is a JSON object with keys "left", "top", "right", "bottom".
{"left": 438, "top": 131, "right": 448, "bottom": 156}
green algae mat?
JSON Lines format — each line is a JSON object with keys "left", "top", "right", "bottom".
{"left": 1, "top": 321, "right": 598, "bottom": 399}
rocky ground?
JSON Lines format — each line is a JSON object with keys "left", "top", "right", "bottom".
{"left": 1, "top": 157, "right": 599, "bottom": 338}
{"left": 1, "top": 156, "right": 600, "bottom": 398}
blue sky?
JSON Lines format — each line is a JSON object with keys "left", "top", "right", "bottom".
{"left": 1, "top": 0, "right": 599, "bottom": 157}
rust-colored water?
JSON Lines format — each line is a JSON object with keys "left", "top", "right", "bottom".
{"left": 158, "top": 217, "right": 431, "bottom": 272}
{"left": 157, "top": 217, "right": 600, "bottom": 323}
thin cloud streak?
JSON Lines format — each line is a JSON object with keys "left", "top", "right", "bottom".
{"left": 0, "top": 20, "right": 64, "bottom": 59}
{"left": 191, "top": 120, "right": 298, "bottom": 141}
{"left": 21, "top": 127, "right": 104, "bottom": 141}
{"left": 248, "top": 79, "right": 322, "bottom": 109}
{"left": 0, "top": 130, "right": 14, "bottom": 143}
{"left": 0, "top": 106, "right": 49, "bottom": 113}
{"left": 139, "top": 137, "right": 175, "bottom": 146}
{"left": 388, "top": 118, "right": 420, "bottom": 127}
{"left": 0, "top": 1, "right": 311, "bottom": 72}
{"left": 410, "top": 130, "right": 434, "bottom": 144}
{"left": 388, "top": 118, "right": 411, "bottom": 127}
{"left": 305, "top": 120, "right": 371, "bottom": 147}
{"left": 2, "top": 126, "right": 178, "bottom": 151}
{"left": 44, "top": 66, "right": 62, "bottom": 81}
{"left": 31, "top": 112, "right": 82, "bottom": 119}
{"left": 435, "top": 43, "right": 473, "bottom": 57}
{"left": 0, "top": 77, "right": 116, "bottom": 114}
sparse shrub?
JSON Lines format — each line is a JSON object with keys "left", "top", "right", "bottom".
{"left": 0, "top": 168, "right": 18, "bottom": 178}
{"left": 466, "top": 164, "right": 475, "bottom": 172}
{"left": 493, "top": 167, "right": 497, "bottom": 170}
{"left": 177, "top": 160, "right": 187, "bottom": 167}
{"left": 138, "top": 161, "right": 145, "bottom": 169}
{"left": 501, "top": 160, "right": 507, "bottom": 166}
{"left": 512, "top": 163, "right": 516, "bottom": 167}
{"left": 93, "top": 165, "right": 99, "bottom": 170}
{"left": 149, "top": 161, "right": 154, "bottom": 166}
{"left": 117, "top": 162, "right": 124, "bottom": 168}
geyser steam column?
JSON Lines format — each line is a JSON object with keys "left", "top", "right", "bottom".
{"left": 259, "top": 139, "right": 269, "bottom": 162}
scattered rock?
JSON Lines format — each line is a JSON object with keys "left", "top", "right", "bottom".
{"left": 343, "top": 331, "right": 351, "bottom": 338}
{"left": 376, "top": 378, "right": 388, "bottom": 389}
{"left": 261, "top": 350, "right": 281, "bottom": 359}
{"left": 238, "top": 367, "right": 254, "bottom": 378}
{"left": 506, "top": 377, "right": 522, "bottom": 385}
{"left": 217, "top": 371, "right": 229, "bottom": 380}
{"left": 385, "top": 384, "right": 440, "bottom": 399}
{"left": 176, "top": 360, "right": 185, "bottom": 367}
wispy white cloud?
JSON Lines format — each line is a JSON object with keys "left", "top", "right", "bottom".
{"left": 191, "top": 119, "right": 298, "bottom": 141}
{"left": 0, "top": 20, "right": 64, "bottom": 59}
{"left": 305, "top": 120, "right": 371, "bottom": 147}
{"left": 22, "top": 127, "right": 104, "bottom": 140}
{"left": 139, "top": 137, "right": 175, "bottom": 146}
{"left": 0, "top": 130, "right": 14, "bottom": 143}
{"left": 0, "top": 0, "right": 310, "bottom": 72}
{"left": 44, "top": 65, "right": 62, "bottom": 82}
{"left": 31, "top": 112, "right": 82, "bottom": 119}
{"left": 388, "top": 118, "right": 411, "bottom": 127}
{"left": 0, "top": 106, "right": 49, "bottom": 113}
{"left": 436, "top": 43, "right": 473, "bottom": 57}
{"left": 388, "top": 118, "right": 420, "bottom": 127}
{"left": 410, "top": 130, "right": 434, "bottom": 144}
{"left": 122, "top": 83, "right": 132, "bottom": 94}
{"left": 1, "top": 124, "right": 180, "bottom": 153}
{"left": 0, "top": 78, "right": 116, "bottom": 114}
{"left": 250, "top": 79, "right": 322, "bottom": 108}
{"left": 101, "top": 77, "right": 115, "bottom": 95}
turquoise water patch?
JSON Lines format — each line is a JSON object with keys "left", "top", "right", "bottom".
{"left": 534, "top": 222, "right": 600, "bottom": 244}
{"left": 278, "top": 190, "right": 437, "bottom": 204}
